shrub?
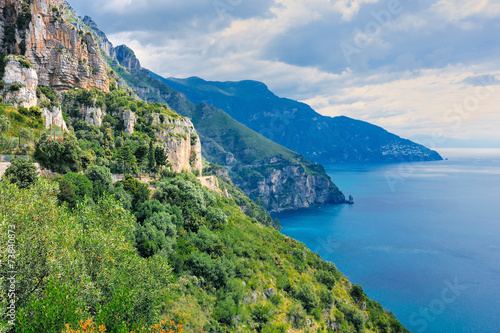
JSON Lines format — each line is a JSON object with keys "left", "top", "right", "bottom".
{"left": 350, "top": 284, "right": 365, "bottom": 303}
{"left": 292, "top": 282, "right": 319, "bottom": 313}
{"left": 315, "top": 270, "right": 336, "bottom": 289}
{"left": 9, "top": 82, "right": 23, "bottom": 92}
{"left": 2, "top": 158, "right": 38, "bottom": 189}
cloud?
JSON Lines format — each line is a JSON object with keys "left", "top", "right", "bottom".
{"left": 67, "top": 0, "right": 500, "bottom": 147}
{"left": 430, "top": 0, "right": 500, "bottom": 22}
{"left": 462, "top": 75, "right": 500, "bottom": 87}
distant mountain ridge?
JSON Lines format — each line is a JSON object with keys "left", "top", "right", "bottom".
{"left": 79, "top": 17, "right": 346, "bottom": 212}
{"left": 161, "top": 76, "right": 443, "bottom": 164}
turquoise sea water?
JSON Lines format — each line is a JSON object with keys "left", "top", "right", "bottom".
{"left": 274, "top": 149, "right": 500, "bottom": 333}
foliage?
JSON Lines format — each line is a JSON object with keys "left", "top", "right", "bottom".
{"left": 2, "top": 158, "right": 38, "bottom": 188}
{"left": 0, "top": 115, "right": 10, "bottom": 132}
{"left": 0, "top": 181, "right": 172, "bottom": 332}
{"left": 85, "top": 165, "right": 113, "bottom": 199}
{"left": 34, "top": 132, "right": 82, "bottom": 173}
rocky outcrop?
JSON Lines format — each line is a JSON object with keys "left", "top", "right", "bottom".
{"left": 115, "top": 45, "right": 141, "bottom": 69}
{"left": 79, "top": 105, "right": 103, "bottom": 127}
{"left": 42, "top": 105, "right": 67, "bottom": 130}
{"left": 235, "top": 159, "right": 345, "bottom": 212}
{"left": 120, "top": 110, "right": 136, "bottom": 134}
{"left": 0, "top": 0, "right": 109, "bottom": 92}
{"left": 150, "top": 114, "right": 202, "bottom": 175}
{"left": 81, "top": 15, "right": 115, "bottom": 59}
{"left": 2, "top": 55, "right": 38, "bottom": 108}
{"left": 198, "top": 175, "right": 230, "bottom": 197}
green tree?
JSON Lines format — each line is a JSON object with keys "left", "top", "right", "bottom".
{"left": 147, "top": 140, "right": 156, "bottom": 175}
{"left": 123, "top": 175, "right": 150, "bottom": 211}
{"left": 34, "top": 132, "right": 82, "bottom": 173}
{"left": 0, "top": 115, "right": 10, "bottom": 133}
{"left": 85, "top": 165, "right": 113, "bottom": 200}
{"left": 154, "top": 145, "right": 167, "bottom": 170}
{"left": 134, "top": 141, "right": 149, "bottom": 177}
{"left": 117, "top": 145, "right": 135, "bottom": 175}
{"left": 2, "top": 158, "right": 38, "bottom": 189}
{"left": 18, "top": 127, "right": 33, "bottom": 146}
{"left": 351, "top": 284, "right": 365, "bottom": 303}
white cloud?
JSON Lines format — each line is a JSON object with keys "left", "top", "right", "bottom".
{"left": 71, "top": 0, "right": 500, "bottom": 147}
{"left": 430, "top": 0, "right": 500, "bottom": 22}
{"left": 333, "top": 0, "right": 381, "bottom": 21}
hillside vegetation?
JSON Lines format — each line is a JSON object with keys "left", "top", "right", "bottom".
{"left": 1, "top": 171, "right": 409, "bottom": 332}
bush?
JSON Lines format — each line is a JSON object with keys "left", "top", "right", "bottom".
{"left": 85, "top": 165, "right": 113, "bottom": 199}
{"left": 292, "top": 282, "right": 319, "bottom": 313}
{"left": 350, "top": 284, "right": 364, "bottom": 303}
{"left": 214, "top": 297, "right": 237, "bottom": 326}
{"left": 315, "top": 270, "right": 336, "bottom": 289}
{"left": 9, "top": 82, "right": 23, "bottom": 92}
{"left": 34, "top": 132, "right": 82, "bottom": 173}
{"left": 2, "top": 158, "right": 38, "bottom": 189}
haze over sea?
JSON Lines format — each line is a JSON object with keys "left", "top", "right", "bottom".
{"left": 274, "top": 149, "right": 500, "bottom": 333}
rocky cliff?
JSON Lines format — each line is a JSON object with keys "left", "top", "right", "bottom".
{"left": 149, "top": 114, "right": 202, "bottom": 175}
{"left": 0, "top": 0, "right": 109, "bottom": 91}
{"left": 2, "top": 55, "right": 38, "bottom": 107}
{"left": 42, "top": 105, "right": 67, "bottom": 130}
{"left": 114, "top": 45, "right": 141, "bottom": 70}
{"left": 239, "top": 161, "right": 345, "bottom": 212}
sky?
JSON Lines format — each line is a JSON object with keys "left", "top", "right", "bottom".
{"left": 68, "top": 0, "right": 500, "bottom": 148}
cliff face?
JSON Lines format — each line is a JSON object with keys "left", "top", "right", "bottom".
{"left": 114, "top": 45, "right": 141, "bottom": 70}
{"left": 238, "top": 162, "right": 345, "bottom": 212}
{"left": 150, "top": 114, "right": 202, "bottom": 175}
{"left": 2, "top": 55, "right": 38, "bottom": 107}
{"left": 0, "top": 0, "right": 109, "bottom": 92}
{"left": 42, "top": 105, "right": 67, "bottom": 130}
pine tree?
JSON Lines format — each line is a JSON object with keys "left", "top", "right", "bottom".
{"left": 147, "top": 140, "right": 156, "bottom": 176}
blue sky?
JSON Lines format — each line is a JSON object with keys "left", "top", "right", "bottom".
{"left": 69, "top": 0, "right": 500, "bottom": 147}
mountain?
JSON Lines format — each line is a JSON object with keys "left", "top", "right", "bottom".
{"left": 161, "top": 76, "right": 443, "bottom": 164}
{"left": 80, "top": 17, "right": 346, "bottom": 212}
{"left": 0, "top": 1, "right": 411, "bottom": 331}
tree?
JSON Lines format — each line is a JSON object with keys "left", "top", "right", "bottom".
{"left": 0, "top": 115, "right": 11, "bottom": 133}
{"left": 147, "top": 140, "right": 156, "bottom": 175}
{"left": 3, "top": 158, "right": 38, "bottom": 189}
{"left": 18, "top": 127, "right": 33, "bottom": 146}
{"left": 34, "top": 132, "right": 82, "bottom": 173}
{"left": 350, "top": 284, "right": 365, "bottom": 303}
{"left": 154, "top": 145, "right": 167, "bottom": 170}
{"left": 85, "top": 165, "right": 113, "bottom": 200}
{"left": 123, "top": 175, "right": 150, "bottom": 211}
{"left": 134, "top": 141, "right": 149, "bottom": 178}
{"left": 117, "top": 145, "right": 135, "bottom": 175}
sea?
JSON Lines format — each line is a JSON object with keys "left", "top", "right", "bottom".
{"left": 274, "top": 149, "right": 500, "bottom": 333}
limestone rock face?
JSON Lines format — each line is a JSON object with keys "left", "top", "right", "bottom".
{"left": 121, "top": 110, "right": 136, "bottom": 134}
{"left": 235, "top": 160, "right": 346, "bottom": 213}
{"left": 0, "top": 0, "right": 109, "bottom": 92}
{"left": 42, "top": 105, "right": 67, "bottom": 130}
{"left": 151, "top": 114, "right": 202, "bottom": 175}
{"left": 115, "top": 45, "right": 141, "bottom": 69}
{"left": 79, "top": 105, "right": 103, "bottom": 127}
{"left": 2, "top": 56, "right": 38, "bottom": 108}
